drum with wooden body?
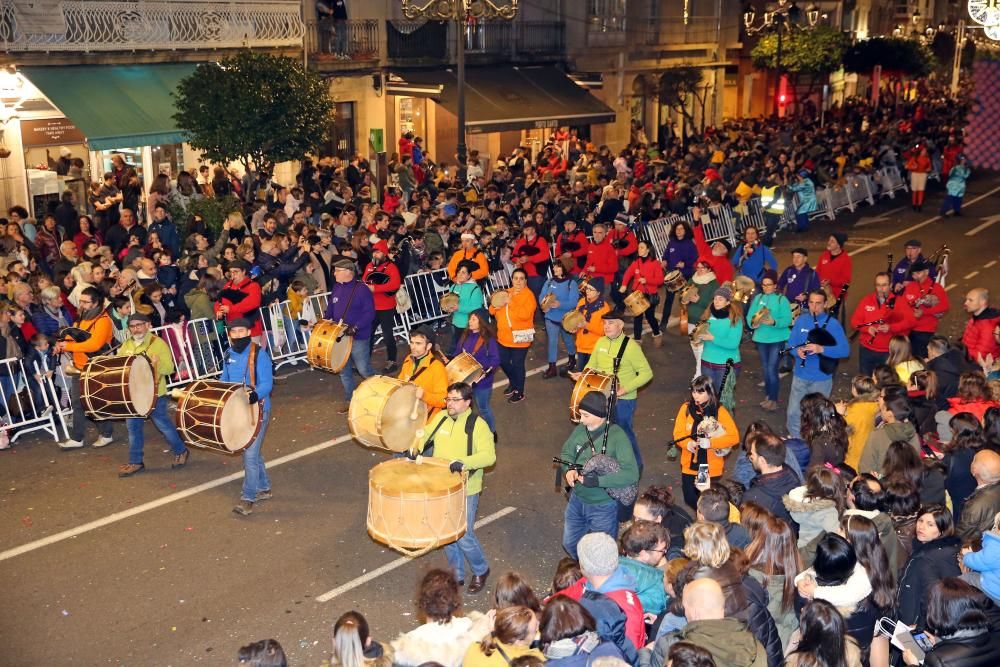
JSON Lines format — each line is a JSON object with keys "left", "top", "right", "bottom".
{"left": 349, "top": 375, "right": 427, "bottom": 452}
{"left": 439, "top": 292, "right": 460, "bottom": 313}
{"left": 174, "top": 380, "right": 263, "bottom": 454}
{"left": 570, "top": 369, "right": 614, "bottom": 422}
{"left": 689, "top": 321, "right": 711, "bottom": 346}
{"left": 445, "top": 351, "right": 484, "bottom": 385}
{"left": 367, "top": 457, "right": 467, "bottom": 556}
{"left": 624, "top": 291, "right": 651, "bottom": 317}
{"left": 679, "top": 284, "right": 699, "bottom": 305}
{"left": 307, "top": 319, "right": 353, "bottom": 373}
{"left": 731, "top": 276, "right": 757, "bottom": 305}
{"left": 751, "top": 306, "right": 774, "bottom": 328}
{"left": 562, "top": 310, "right": 586, "bottom": 334}
{"left": 540, "top": 292, "right": 557, "bottom": 312}
{"left": 81, "top": 354, "right": 156, "bottom": 419}
{"left": 490, "top": 290, "right": 510, "bottom": 309}
{"left": 664, "top": 270, "right": 687, "bottom": 292}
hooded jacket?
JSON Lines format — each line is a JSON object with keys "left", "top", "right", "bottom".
{"left": 639, "top": 618, "right": 767, "bottom": 667}
{"left": 783, "top": 486, "right": 840, "bottom": 547}
{"left": 560, "top": 567, "right": 646, "bottom": 660}
{"left": 897, "top": 535, "right": 962, "bottom": 628}
{"left": 924, "top": 627, "right": 1000, "bottom": 667}
{"left": 962, "top": 306, "right": 1000, "bottom": 364}
{"left": 927, "top": 348, "right": 975, "bottom": 406}
{"left": 963, "top": 531, "right": 1000, "bottom": 601}
{"left": 858, "top": 421, "right": 920, "bottom": 476}
{"left": 620, "top": 557, "right": 668, "bottom": 616}
{"left": 743, "top": 466, "right": 801, "bottom": 529}
{"left": 390, "top": 612, "right": 492, "bottom": 667}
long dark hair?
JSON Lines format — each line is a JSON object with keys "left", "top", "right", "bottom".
{"left": 800, "top": 394, "right": 848, "bottom": 462}
{"left": 841, "top": 514, "right": 895, "bottom": 610}
{"left": 946, "top": 412, "right": 985, "bottom": 453}
{"left": 459, "top": 310, "right": 497, "bottom": 348}
{"left": 789, "top": 599, "right": 849, "bottom": 667}
{"left": 744, "top": 516, "right": 801, "bottom": 612}
{"left": 882, "top": 440, "right": 925, "bottom": 490}
{"left": 688, "top": 374, "right": 719, "bottom": 419}
{"left": 984, "top": 406, "right": 1000, "bottom": 451}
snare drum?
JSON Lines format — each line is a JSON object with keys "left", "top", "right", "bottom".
{"left": 490, "top": 290, "right": 511, "bottom": 309}
{"left": 367, "top": 457, "right": 467, "bottom": 555}
{"left": 570, "top": 369, "right": 614, "bottom": 422}
{"left": 175, "top": 380, "right": 263, "bottom": 454}
{"left": 349, "top": 375, "right": 427, "bottom": 452}
{"left": 439, "top": 292, "right": 460, "bottom": 313}
{"left": 307, "top": 319, "right": 353, "bottom": 373}
{"left": 624, "top": 291, "right": 651, "bottom": 317}
{"left": 445, "top": 351, "right": 484, "bottom": 385}
{"left": 664, "top": 270, "right": 687, "bottom": 292}
{"left": 81, "top": 354, "right": 156, "bottom": 419}
{"left": 562, "top": 310, "right": 586, "bottom": 334}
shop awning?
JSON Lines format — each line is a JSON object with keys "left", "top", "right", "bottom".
{"left": 20, "top": 64, "right": 198, "bottom": 150}
{"left": 390, "top": 66, "right": 615, "bottom": 133}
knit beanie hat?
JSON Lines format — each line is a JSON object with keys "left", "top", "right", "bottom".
{"left": 578, "top": 391, "right": 609, "bottom": 419}
{"left": 577, "top": 532, "right": 619, "bottom": 578}
{"left": 714, "top": 284, "right": 734, "bottom": 301}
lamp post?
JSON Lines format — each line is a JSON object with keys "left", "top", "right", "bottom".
{"left": 743, "top": 1, "right": 820, "bottom": 116}
{"left": 400, "top": 0, "right": 520, "bottom": 168}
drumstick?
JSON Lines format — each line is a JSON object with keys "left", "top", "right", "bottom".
{"left": 410, "top": 395, "right": 421, "bottom": 421}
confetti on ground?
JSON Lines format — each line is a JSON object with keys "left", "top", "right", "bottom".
{"left": 21, "top": 515, "right": 32, "bottom": 527}
{"left": 61, "top": 610, "right": 69, "bottom": 616}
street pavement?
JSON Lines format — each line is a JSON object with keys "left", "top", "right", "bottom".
{"left": 2, "top": 174, "right": 999, "bottom": 666}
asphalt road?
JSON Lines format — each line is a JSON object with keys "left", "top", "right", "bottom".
{"left": 2, "top": 174, "right": 999, "bottom": 666}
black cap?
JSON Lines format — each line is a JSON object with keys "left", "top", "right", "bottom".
{"left": 228, "top": 317, "right": 252, "bottom": 331}
{"left": 603, "top": 308, "right": 628, "bottom": 322}
{"left": 904, "top": 239, "right": 922, "bottom": 248}
{"left": 229, "top": 259, "right": 251, "bottom": 271}
{"left": 578, "top": 391, "right": 609, "bottom": 419}
{"left": 910, "top": 260, "right": 932, "bottom": 272}
{"left": 791, "top": 247, "right": 809, "bottom": 256}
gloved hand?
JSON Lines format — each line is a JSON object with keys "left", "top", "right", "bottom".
{"left": 582, "top": 472, "right": 599, "bottom": 487}
{"left": 247, "top": 389, "right": 259, "bottom": 405}
{"left": 449, "top": 460, "right": 464, "bottom": 473}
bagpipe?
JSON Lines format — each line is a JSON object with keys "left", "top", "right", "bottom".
{"left": 780, "top": 328, "right": 840, "bottom": 374}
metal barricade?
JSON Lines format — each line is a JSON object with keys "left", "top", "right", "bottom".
{"left": 185, "top": 317, "right": 226, "bottom": 380}
{"left": 259, "top": 299, "right": 310, "bottom": 369}
{"left": 875, "top": 166, "right": 908, "bottom": 198}
{"left": 0, "top": 357, "right": 64, "bottom": 443}
{"left": 701, "top": 205, "right": 737, "bottom": 244}
{"left": 846, "top": 175, "right": 875, "bottom": 208}
{"left": 484, "top": 267, "right": 512, "bottom": 299}
{"left": 811, "top": 188, "right": 836, "bottom": 221}
{"left": 827, "top": 185, "right": 854, "bottom": 213}
{"left": 403, "top": 269, "right": 451, "bottom": 327}
{"left": 643, "top": 216, "right": 674, "bottom": 259}
{"left": 147, "top": 321, "right": 200, "bottom": 388}
{"left": 735, "top": 199, "right": 767, "bottom": 236}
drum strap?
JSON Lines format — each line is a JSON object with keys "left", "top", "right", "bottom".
{"left": 247, "top": 343, "right": 258, "bottom": 387}
{"left": 493, "top": 642, "right": 513, "bottom": 665}
{"left": 422, "top": 411, "right": 480, "bottom": 457}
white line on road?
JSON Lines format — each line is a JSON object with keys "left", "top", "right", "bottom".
{"left": 855, "top": 205, "right": 906, "bottom": 227}
{"left": 945, "top": 284, "right": 957, "bottom": 291}
{"left": 964, "top": 271, "right": 980, "bottom": 280}
{"left": 965, "top": 217, "right": 1000, "bottom": 237}
{"left": 984, "top": 261, "right": 997, "bottom": 269}
{"left": 851, "top": 185, "right": 1000, "bottom": 256}
{"left": 315, "top": 506, "right": 518, "bottom": 603}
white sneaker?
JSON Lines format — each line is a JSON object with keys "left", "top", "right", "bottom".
{"left": 59, "top": 439, "right": 84, "bottom": 450}
{"left": 41, "top": 405, "right": 54, "bottom": 417}
{"left": 91, "top": 435, "right": 114, "bottom": 448}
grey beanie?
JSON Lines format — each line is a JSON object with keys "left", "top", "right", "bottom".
{"left": 714, "top": 284, "right": 734, "bottom": 302}
{"left": 577, "top": 532, "right": 620, "bottom": 578}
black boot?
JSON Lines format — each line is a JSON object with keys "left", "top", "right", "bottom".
{"left": 542, "top": 362, "right": 557, "bottom": 379}
{"left": 559, "top": 355, "right": 577, "bottom": 378}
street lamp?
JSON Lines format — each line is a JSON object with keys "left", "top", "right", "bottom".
{"left": 400, "top": 0, "right": 520, "bottom": 168}
{"left": 743, "top": 1, "right": 820, "bottom": 115}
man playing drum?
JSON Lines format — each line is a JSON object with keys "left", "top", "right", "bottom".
{"left": 117, "top": 313, "right": 190, "bottom": 477}
{"left": 325, "top": 258, "right": 376, "bottom": 414}
{"left": 409, "top": 382, "right": 496, "bottom": 593}
{"left": 57, "top": 286, "right": 116, "bottom": 450}
{"left": 226, "top": 318, "right": 274, "bottom": 517}
{"left": 398, "top": 327, "right": 449, "bottom": 417}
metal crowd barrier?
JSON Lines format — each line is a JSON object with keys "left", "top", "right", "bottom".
{"left": 0, "top": 357, "right": 64, "bottom": 443}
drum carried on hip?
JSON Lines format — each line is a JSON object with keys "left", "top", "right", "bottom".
{"left": 81, "top": 354, "right": 156, "bottom": 419}
{"left": 664, "top": 270, "right": 687, "bottom": 292}
{"left": 624, "top": 291, "right": 651, "bottom": 317}
{"left": 570, "top": 369, "right": 614, "bottom": 422}
{"left": 445, "top": 352, "right": 484, "bottom": 385}
{"left": 562, "top": 310, "right": 586, "bottom": 334}
{"left": 307, "top": 319, "right": 353, "bottom": 373}
{"left": 349, "top": 375, "right": 427, "bottom": 452}
{"left": 174, "top": 380, "right": 263, "bottom": 454}
{"left": 367, "top": 457, "right": 467, "bottom": 557}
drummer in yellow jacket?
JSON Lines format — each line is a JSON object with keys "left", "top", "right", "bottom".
{"left": 116, "top": 313, "right": 190, "bottom": 477}
{"left": 410, "top": 381, "right": 496, "bottom": 594}
{"left": 398, "top": 327, "right": 449, "bottom": 417}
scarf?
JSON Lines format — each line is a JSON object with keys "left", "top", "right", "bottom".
{"left": 710, "top": 305, "right": 729, "bottom": 319}
{"left": 579, "top": 296, "right": 606, "bottom": 320}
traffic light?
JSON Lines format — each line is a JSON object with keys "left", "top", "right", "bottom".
{"left": 779, "top": 93, "right": 787, "bottom": 104}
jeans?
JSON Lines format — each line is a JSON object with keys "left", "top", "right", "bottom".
{"left": 795, "top": 211, "right": 810, "bottom": 232}
{"left": 127, "top": 395, "right": 187, "bottom": 465}
{"left": 333, "top": 18, "right": 348, "bottom": 55}
{"left": 702, "top": 361, "right": 740, "bottom": 395}
{"left": 369, "top": 309, "right": 398, "bottom": 363}
{"left": 614, "top": 397, "right": 642, "bottom": 471}
{"left": 577, "top": 352, "right": 591, "bottom": 369}
{"left": 445, "top": 493, "right": 489, "bottom": 580}
{"left": 339, "top": 339, "right": 375, "bottom": 401}
{"left": 0, "top": 373, "right": 19, "bottom": 421}
{"left": 940, "top": 194, "right": 963, "bottom": 215}
{"left": 786, "top": 374, "right": 833, "bottom": 438}
{"left": 756, "top": 341, "right": 783, "bottom": 401}
{"left": 562, "top": 493, "right": 620, "bottom": 559}
{"left": 498, "top": 345, "right": 527, "bottom": 393}
{"left": 545, "top": 318, "right": 576, "bottom": 363}
{"left": 859, "top": 346, "right": 888, "bottom": 376}
{"left": 242, "top": 406, "right": 271, "bottom": 502}
{"left": 474, "top": 381, "right": 495, "bottom": 431}
{"left": 69, "top": 373, "right": 113, "bottom": 442}
{"left": 527, "top": 276, "right": 545, "bottom": 303}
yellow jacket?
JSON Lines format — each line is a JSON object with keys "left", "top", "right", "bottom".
{"left": 118, "top": 333, "right": 174, "bottom": 396}
{"left": 398, "top": 353, "right": 449, "bottom": 415}
{"left": 462, "top": 642, "right": 544, "bottom": 667}
{"left": 844, "top": 400, "right": 879, "bottom": 471}
{"left": 416, "top": 408, "right": 495, "bottom": 495}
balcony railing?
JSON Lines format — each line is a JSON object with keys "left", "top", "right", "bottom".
{"left": 0, "top": 0, "right": 303, "bottom": 52}
{"left": 387, "top": 20, "right": 448, "bottom": 61}
{"left": 387, "top": 19, "right": 564, "bottom": 61}
{"left": 306, "top": 18, "right": 379, "bottom": 61}
{"left": 635, "top": 16, "right": 721, "bottom": 47}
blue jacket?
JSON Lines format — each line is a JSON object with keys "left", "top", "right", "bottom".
{"left": 946, "top": 163, "right": 970, "bottom": 198}
{"left": 788, "top": 312, "right": 850, "bottom": 382}
{"left": 324, "top": 279, "right": 376, "bottom": 341}
{"left": 789, "top": 178, "right": 817, "bottom": 214}
{"left": 963, "top": 531, "right": 1000, "bottom": 601}
{"left": 220, "top": 342, "right": 274, "bottom": 411}
{"left": 580, "top": 567, "right": 641, "bottom": 665}
{"left": 732, "top": 243, "right": 777, "bottom": 282}
{"left": 540, "top": 276, "right": 580, "bottom": 324}
{"left": 662, "top": 238, "right": 698, "bottom": 279}
{"left": 148, "top": 219, "right": 180, "bottom": 256}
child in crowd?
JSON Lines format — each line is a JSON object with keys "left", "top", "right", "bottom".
{"left": 837, "top": 375, "right": 879, "bottom": 471}
{"left": 961, "top": 511, "right": 1000, "bottom": 604}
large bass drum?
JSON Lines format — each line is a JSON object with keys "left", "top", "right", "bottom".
{"left": 81, "top": 354, "right": 156, "bottom": 419}
{"left": 570, "top": 368, "right": 614, "bottom": 422}
{"left": 307, "top": 319, "right": 353, "bottom": 373}
{"left": 348, "top": 375, "right": 427, "bottom": 452}
{"left": 174, "top": 380, "right": 263, "bottom": 454}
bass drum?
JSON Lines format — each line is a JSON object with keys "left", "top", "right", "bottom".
{"left": 81, "top": 354, "right": 156, "bottom": 419}
{"left": 307, "top": 319, "right": 353, "bottom": 373}
{"left": 570, "top": 369, "right": 614, "bottom": 422}
{"left": 348, "top": 375, "right": 427, "bottom": 452}
{"left": 445, "top": 351, "right": 484, "bottom": 385}
{"left": 623, "top": 291, "right": 651, "bottom": 317}
{"left": 175, "top": 380, "right": 263, "bottom": 454}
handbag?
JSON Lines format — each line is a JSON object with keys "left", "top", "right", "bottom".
{"left": 506, "top": 304, "right": 534, "bottom": 343}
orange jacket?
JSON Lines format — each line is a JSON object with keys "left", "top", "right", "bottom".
{"left": 398, "top": 353, "right": 448, "bottom": 416}
{"left": 447, "top": 247, "right": 490, "bottom": 281}
{"left": 573, "top": 297, "right": 609, "bottom": 354}
{"left": 673, "top": 402, "right": 739, "bottom": 477}
{"left": 490, "top": 287, "right": 537, "bottom": 348}
{"left": 63, "top": 311, "right": 114, "bottom": 370}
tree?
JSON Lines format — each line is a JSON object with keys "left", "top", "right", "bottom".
{"left": 657, "top": 67, "right": 711, "bottom": 132}
{"left": 750, "top": 25, "right": 850, "bottom": 97}
{"left": 843, "top": 37, "right": 936, "bottom": 78}
{"left": 173, "top": 51, "right": 333, "bottom": 178}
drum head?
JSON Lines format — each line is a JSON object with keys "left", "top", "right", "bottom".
{"left": 380, "top": 384, "right": 427, "bottom": 452}
{"left": 370, "top": 458, "right": 463, "bottom": 498}
{"left": 219, "top": 390, "right": 261, "bottom": 451}
{"left": 128, "top": 356, "right": 156, "bottom": 416}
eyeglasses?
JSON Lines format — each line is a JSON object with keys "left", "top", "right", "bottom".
{"left": 445, "top": 397, "right": 468, "bottom": 403}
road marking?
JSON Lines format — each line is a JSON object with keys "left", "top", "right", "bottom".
{"left": 945, "top": 284, "right": 957, "bottom": 291}
{"left": 315, "top": 506, "right": 518, "bottom": 603}
{"left": 984, "top": 260, "right": 997, "bottom": 269}
{"left": 851, "top": 185, "right": 1000, "bottom": 256}
{"left": 855, "top": 205, "right": 906, "bottom": 227}
{"left": 964, "top": 271, "right": 980, "bottom": 280}
{"left": 966, "top": 214, "right": 1000, "bottom": 236}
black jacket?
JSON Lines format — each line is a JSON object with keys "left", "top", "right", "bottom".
{"left": 896, "top": 535, "right": 961, "bottom": 629}
{"left": 927, "top": 349, "right": 975, "bottom": 408}
{"left": 957, "top": 482, "right": 1000, "bottom": 541}
{"left": 925, "top": 628, "right": 1000, "bottom": 667}
{"left": 660, "top": 504, "right": 693, "bottom": 560}
{"left": 742, "top": 467, "right": 801, "bottom": 530}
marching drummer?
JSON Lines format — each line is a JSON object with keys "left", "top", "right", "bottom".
{"left": 398, "top": 327, "right": 449, "bottom": 417}
{"left": 409, "top": 381, "right": 496, "bottom": 593}
{"left": 57, "top": 286, "right": 116, "bottom": 450}
{"left": 558, "top": 391, "right": 639, "bottom": 560}
{"left": 224, "top": 318, "right": 274, "bottom": 517}
{"left": 568, "top": 277, "right": 610, "bottom": 370}
{"left": 116, "top": 313, "right": 190, "bottom": 477}
{"left": 326, "top": 258, "right": 376, "bottom": 415}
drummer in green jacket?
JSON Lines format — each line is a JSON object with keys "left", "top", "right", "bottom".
{"left": 117, "top": 313, "right": 189, "bottom": 477}
{"left": 745, "top": 269, "right": 793, "bottom": 411}
{"left": 412, "top": 381, "right": 496, "bottom": 594}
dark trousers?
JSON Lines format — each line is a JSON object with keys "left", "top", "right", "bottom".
{"left": 498, "top": 345, "right": 528, "bottom": 393}
{"left": 369, "top": 308, "right": 397, "bottom": 362}
{"left": 658, "top": 290, "right": 677, "bottom": 331}
{"left": 681, "top": 472, "right": 719, "bottom": 509}
{"left": 632, "top": 293, "right": 661, "bottom": 338}
{"left": 859, "top": 346, "right": 889, "bottom": 376}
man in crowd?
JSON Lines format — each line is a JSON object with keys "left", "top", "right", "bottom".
{"left": 962, "top": 287, "right": 1000, "bottom": 365}
{"left": 742, "top": 431, "right": 801, "bottom": 528}
{"left": 957, "top": 450, "right": 1000, "bottom": 540}
{"left": 777, "top": 248, "right": 820, "bottom": 307}
{"left": 446, "top": 232, "right": 489, "bottom": 282}
{"left": 214, "top": 259, "right": 263, "bottom": 343}
{"left": 892, "top": 238, "right": 936, "bottom": 292}
{"left": 850, "top": 272, "right": 916, "bottom": 375}
{"left": 901, "top": 260, "right": 949, "bottom": 359}
{"left": 697, "top": 487, "right": 750, "bottom": 549}
{"left": 926, "top": 336, "right": 975, "bottom": 403}
{"left": 397, "top": 327, "right": 448, "bottom": 417}
{"left": 325, "top": 258, "right": 375, "bottom": 413}
{"left": 584, "top": 223, "right": 618, "bottom": 290}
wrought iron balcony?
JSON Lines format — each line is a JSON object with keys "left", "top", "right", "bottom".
{"left": 0, "top": 0, "right": 303, "bottom": 52}
{"left": 387, "top": 19, "right": 565, "bottom": 62}
{"left": 306, "top": 19, "right": 379, "bottom": 62}
{"left": 635, "top": 16, "right": 722, "bottom": 47}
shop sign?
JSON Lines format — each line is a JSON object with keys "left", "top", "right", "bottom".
{"left": 20, "top": 118, "right": 86, "bottom": 147}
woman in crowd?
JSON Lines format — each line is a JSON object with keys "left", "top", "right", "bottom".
{"left": 492, "top": 571, "right": 542, "bottom": 614}
{"left": 538, "top": 259, "right": 579, "bottom": 379}
{"left": 454, "top": 309, "right": 500, "bottom": 432}
{"left": 745, "top": 269, "right": 791, "bottom": 412}
{"left": 882, "top": 478, "right": 921, "bottom": 561}
{"left": 883, "top": 439, "right": 947, "bottom": 505}
{"left": 633, "top": 485, "right": 693, "bottom": 561}
{"left": 985, "top": 406, "right": 1000, "bottom": 452}
{"left": 73, "top": 215, "right": 101, "bottom": 255}
{"left": 838, "top": 375, "right": 880, "bottom": 470}
{"left": 620, "top": 239, "right": 664, "bottom": 345}
{"left": 463, "top": 605, "right": 544, "bottom": 666}
{"left": 569, "top": 277, "right": 609, "bottom": 370}
{"left": 697, "top": 284, "right": 743, "bottom": 394}
{"left": 896, "top": 505, "right": 962, "bottom": 630}
{"left": 839, "top": 514, "right": 896, "bottom": 614}
{"left": 659, "top": 220, "right": 698, "bottom": 335}
{"left": 784, "top": 599, "right": 863, "bottom": 667}
{"left": 443, "top": 260, "right": 484, "bottom": 355}
{"left": 784, "top": 465, "right": 846, "bottom": 548}
{"left": 800, "top": 393, "right": 849, "bottom": 466}
{"left": 904, "top": 578, "right": 1000, "bottom": 666}
{"left": 941, "top": 372, "right": 999, "bottom": 429}
{"left": 31, "top": 285, "right": 72, "bottom": 338}
{"left": 888, "top": 335, "right": 924, "bottom": 384}
{"left": 683, "top": 259, "right": 718, "bottom": 378}
{"left": 539, "top": 595, "right": 625, "bottom": 665}
{"left": 908, "top": 369, "right": 940, "bottom": 435}
{"left": 859, "top": 387, "right": 921, "bottom": 476}
{"left": 745, "top": 515, "right": 802, "bottom": 649}
{"left": 488, "top": 268, "right": 536, "bottom": 404}
{"left": 872, "top": 364, "right": 901, "bottom": 390}
{"left": 328, "top": 610, "right": 393, "bottom": 667}
{"left": 942, "top": 413, "right": 985, "bottom": 520}
{"left": 673, "top": 375, "right": 739, "bottom": 508}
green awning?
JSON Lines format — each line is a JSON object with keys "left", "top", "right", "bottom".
{"left": 20, "top": 64, "right": 197, "bottom": 150}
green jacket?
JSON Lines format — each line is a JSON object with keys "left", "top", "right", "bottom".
{"left": 559, "top": 422, "right": 639, "bottom": 505}
{"left": 620, "top": 556, "right": 667, "bottom": 616}
{"left": 858, "top": 421, "right": 920, "bottom": 476}
{"left": 184, "top": 288, "right": 215, "bottom": 321}
{"left": 417, "top": 408, "right": 496, "bottom": 496}
{"left": 449, "top": 281, "right": 484, "bottom": 330}
{"left": 639, "top": 618, "right": 767, "bottom": 667}
{"left": 118, "top": 333, "right": 174, "bottom": 396}
{"left": 702, "top": 314, "right": 743, "bottom": 364}
{"left": 686, "top": 277, "right": 718, "bottom": 323}
{"left": 584, "top": 335, "right": 653, "bottom": 399}
{"left": 746, "top": 292, "right": 793, "bottom": 344}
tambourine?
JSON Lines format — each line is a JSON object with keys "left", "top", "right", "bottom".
{"left": 540, "top": 293, "right": 557, "bottom": 312}
{"left": 751, "top": 306, "right": 774, "bottom": 328}
{"left": 490, "top": 290, "right": 511, "bottom": 309}
{"left": 439, "top": 293, "right": 460, "bottom": 312}
{"left": 562, "top": 310, "right": 586, "bottom": 333}
{"left": 731, "top": 276, "right": 756, "bottom": 305}
{"left": 679, "top": 284, "right": 700, "bottom": 304}
{"left": 689, "top": 321, "right": 710, "bottom": 345}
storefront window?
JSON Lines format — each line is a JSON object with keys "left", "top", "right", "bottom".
{"left": 398, "top": 97, "right": 426, "bottom": 140}
{"left": 96, "top": 147, "right": 143, "bottom": 179}
{"left": 150, "top": 143, "right": 185, "bottom": 179}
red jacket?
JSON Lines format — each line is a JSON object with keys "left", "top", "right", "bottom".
{"left": 962, "top": 307, "right": 1000, "bottom": 363}
{"left": 947, "top": 396, "right": 1000, "bottom": 422}
{"left": 901, "top": 278, "right": 949, "bottom": 333}
{"left": 693, "top": 223, "right": 733, "bottom": 283}
{"left": 585, "top": 239, "right": 618, "bottom": 284}
{"left": 609, "top": 228, "right": 638, "bottom": 260}
{"left": 622, "top": 256, "right": 665, "bottom": 295}
{"left": 512, "top": 235, "right": 550, "bottom": 277}
{"left": 556, "top": 230, "right": 589, "bottom": 274}
{"left": 559, "top": 576, "right": 646, "bottom": 652}
{"left": 816, "top": 250, "right": 853, "bottom": 298}
{"left": 363, "top": 260, "right": 402, "bottom": 311}
{"left": 214, "top": 277, "right": 263, "bottom": 336}
{"left": 850, "top": 292, "right": 916, "bottom": 352}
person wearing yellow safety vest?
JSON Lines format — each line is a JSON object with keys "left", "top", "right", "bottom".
{"left": 759, "top": 173, "right": 786, "bottom": 246}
